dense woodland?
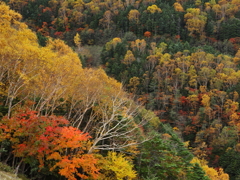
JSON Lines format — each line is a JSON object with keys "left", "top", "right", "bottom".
{"left": 0, "top": 0, "right": 240, "bottom": 179}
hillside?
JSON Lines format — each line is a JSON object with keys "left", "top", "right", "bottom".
{"left": 0, "top": 0, "right": 240, "bottom": 179}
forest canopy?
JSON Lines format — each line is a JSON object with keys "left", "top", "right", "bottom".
{"left": 0, "top": 0, "right": 240, "bottom": 179}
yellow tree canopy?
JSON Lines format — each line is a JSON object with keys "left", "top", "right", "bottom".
{"left": 147, "top": 4, "right": 162, "bottom": 13}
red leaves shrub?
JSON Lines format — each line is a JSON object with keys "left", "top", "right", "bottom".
{"left": 144, "top": 31, "right": 151, "bottom": 37}
{"left": 0, "top": 109, "right": 99, "bottom": 180}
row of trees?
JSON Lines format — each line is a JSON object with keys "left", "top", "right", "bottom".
{"left": 2, "top": 0, "right": 240, "bottom": 51}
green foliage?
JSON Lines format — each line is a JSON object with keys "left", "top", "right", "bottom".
{"left": 187, "top": 163, "right": 210, "bottom": 180}
{"left": 123, "top": 31, "right": 137, "bottom": 41}
{"left": 219, "top": 149, "right": 240, "bottom": 180}
{"left": 219, "top": 18, "right": 240, "bottom": 40}
{"left": 136, "top": 130, "right": 208, "bottom": 180}
{"left": 37, "top": 32, "right": 48, "bottom": 46}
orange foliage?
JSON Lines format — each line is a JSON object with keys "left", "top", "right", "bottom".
{"left": 0, "top": 109, "right": 99, "bottom": 179}
{"left": 144, "top": 31, "right": 152, "bottom": 37}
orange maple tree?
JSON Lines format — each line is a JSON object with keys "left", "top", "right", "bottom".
{"left": 144, "top": 31, "right": 152, "bottom": 37}
{"left": 0, "top": 109, "right": 99, "bottom": 180}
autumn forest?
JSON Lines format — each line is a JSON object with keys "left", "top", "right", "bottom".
{"left": 0, "top": 0, "right": 240, "bottom": 179}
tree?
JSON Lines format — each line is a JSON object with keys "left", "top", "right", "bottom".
{"left": 137, "top": 131, "right": 209, "bottom": 180}
{"left": 133, "top": 39, "right": 147, "bottom": 54}
{"left": 184, "top": 8, "right": 207, "bottom": 37}
{"left": 128, "top": 9, "right": 140, "bottom": 23}
{"left": 98, "top": 151, "right": 136, "bottom": 180}
{"left": 26, "top": 38, "right": 83, "bottom": 115}
{"left": 86, "top": 90, "right": 155, "bottom": 153}
{"left": 0, "top": 109, "right": 99, "bottom": 179}
{"left": 74, "top": 33, "right": 82, "bottom": 48}
{"left": 128, "top": 76, "right": 140, "bottom": 93}
{"left": 122, "top": 50, "right": 136, "bottom": 65}
{"left": 191, "top": 157, "right": 229, "bottom": 180}
{"left": 99, "top": 10, "right": 113, "bottom": 30}
{"left": 105, "top": 37, "right": 122, "bottom": 51}
{"left": 144, "top": 31, "right": 152, "bottom": 37}
{"left": 0, "top": 2, "right": 42, "bottom": 117}
{"left": 147, "top": 4, "right": 162, "bottom": 14}
{"left": 173, "top": 2, "right": 185, "bottom": 12}
{"left": 220, "top": 149, "right": 240, "bottom": 179}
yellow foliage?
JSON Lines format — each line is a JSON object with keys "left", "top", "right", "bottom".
{"left": 184, "top": 141, "right": 190, "bottom": 147}
{"left": 230, "top": 112, "right": 239, "bottom": 122}
{"left": 147, "top": 4, "right": 162, "bottom": 13}
{"left": 184, "top": 8, "right": 207, "bottom": 36}
{"left": 128, "top": 9, "right": 140, "bottom": 23}
{"left": 106, "top": 37, "right": 122, "bottom": 51}
{"left": 122, "top": 50, "right": 136, "bottom": 65}
{"left": 195, "top": 0, "right": 202, "bottom": 6}
{"left": 135, "top": 39, "right": 147, "bottom": 53}
{"left": 188, "top": 95, "right": 199, "bottom": 102}
{"left": 128, "top": 76, "right": 140, "bottom": 93}
{"left": 200, "top": 86, "right": 207, "bottom": 93}
{"left": 112, "top": 37, "right": 122, "bottom": 47}
{"left": 74, "top": 33, "right": 81, "bottom": 47}
{"left": 234, "top": 49, "right": 240, "bottom": 64}
{"left": 98, "top": 152, "right": 136, "bottom": 180}
{"left": 173, "top": 2, "right": 185, "bottom": 12}
{"left": 202, "top": 94, "right": 211, "bottom": 107}
{"left": 191, "top": 157, "right": 229, "bottom": 180}
{"left": 233, "top": 91, "right": 239, "bottom": 101}
{"left": 0, "top": 4, "right": 155, "bottom": 170}
{"left": 173, "top": 126, "right": 179, "bottom": 131}
{"left": 224, "top": 99, "right": 239, "bottom": 114}
{"left": 0, "top": 2, "right": 24, "bottom": 29}
{"left": 162, "top": 133, "right": 172, "bottom": 140}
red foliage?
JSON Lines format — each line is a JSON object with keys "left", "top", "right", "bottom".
{"left": 65, "top": 26, "right": 70, "bottom": 32}
{"left": 191, "top": 116, "right": 199, "bottom": 125}
{"left": 42, "top": 22, "right": 48, "bottom": 26}
{"left": 144, "top": 31, "right": 151, "bottom": 37}
{"left": 179, "top": 96, "right": 189, "bottom": 104}
{"left": 189, "top": 88, "right": 197, "bottom": 92}
{"left": 42, "top": 7, "right": 52, "bottom": 13}
{"left": 179, "top": 110, "right": 188, "bottom": 115}
{"left": 205, "top": 147, "right": 213, "bottom": 155}
{"left": 0, "top": 109, "right": 99, "bottom": 179}
{"left": 77, "top": 27, "right": 85, "bottom": 31}
{"left": 175, "top": 35, "right": 180, "bottom": 39}
{"left": 54, "top": 31, "right": 63, "bottom": 36}
{"left": 160, "top": 119, "right": 167, "bottom": 122}
{"left": 229, "top": 38, "right": 236, "bottom": 44}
